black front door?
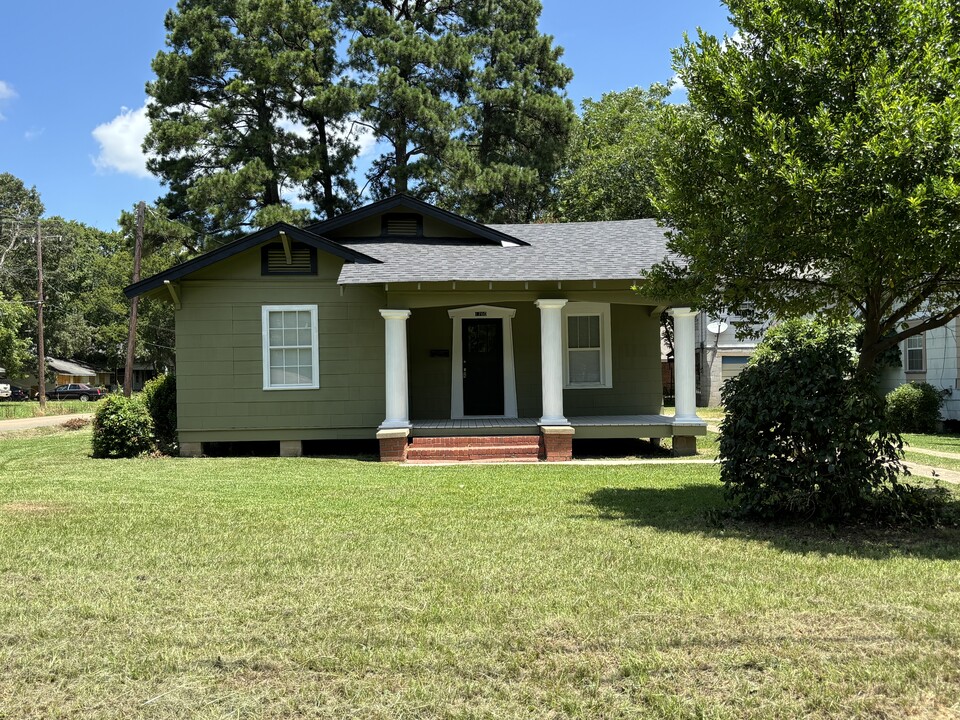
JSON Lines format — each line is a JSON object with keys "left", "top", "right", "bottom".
{"left": 462, "top": 319, "right": 504, "bottom": 416}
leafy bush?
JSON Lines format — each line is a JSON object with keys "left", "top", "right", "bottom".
{"left": 719, "top": 319, "right": 905, "bottom": 523}
{"left": 886, "top": 382, "right": 943, "bottom": 433}
{"left": 92, "top": 395, "right": 154, "bottom": 459}
{"left": 141, "top": 374, "right": 177, "bottom": 452}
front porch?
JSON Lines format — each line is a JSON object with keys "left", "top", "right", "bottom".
{"left": 375, "top": 297, "right": 706, "bottom": 462}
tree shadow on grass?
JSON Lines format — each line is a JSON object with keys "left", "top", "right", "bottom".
{"left": 584, "top": 484, "right": 960, "bottom": 560}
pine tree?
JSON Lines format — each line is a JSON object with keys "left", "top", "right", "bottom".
{"left": 145, "top": 0, "right": 360, "bottom": 240}
{"left": 437, "top": 0, "right": 575, "bottom": 222}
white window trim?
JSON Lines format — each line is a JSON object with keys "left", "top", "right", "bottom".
{"left": 561, "top": 302, "right": 613, "bottom": 389}
{"left": 905, "top": 333, "right": 926, "bottom": 373}
{"left": 261, "top": 304, "right": 320, "bottom": 391}
{"left": 448, "top": 305, "right": 518, "bottom": 419}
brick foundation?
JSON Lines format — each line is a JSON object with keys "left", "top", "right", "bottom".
{"left": 377, "top": 428, "right": 410, "bottom": 462}
{"left": 539, "top": 426, "right": 575, "bottom": 462}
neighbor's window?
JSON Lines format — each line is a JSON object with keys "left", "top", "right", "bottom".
{"left": 562, "top": 303, "right": 613, "bottom": 388}
{"left": 906, "top": 334, "right": 925, "bottom": 372}
{"left": 261, "top": 305, "right": 319, "bottom": 390}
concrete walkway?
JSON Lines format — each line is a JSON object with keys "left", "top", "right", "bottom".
{"left": 905, "top": 445, "right": 960, "bottom": 462}
{"left": 0, "top": 412, "right": 93, "bottom": 435}
{"left": 904, "top": 461, "right": 960, "bottom": 484}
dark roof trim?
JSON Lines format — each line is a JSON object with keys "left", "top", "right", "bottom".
{"left": 123, "top": 222, "right": 380, "bottom": 299}
{"left": 304, "top": 194, "right": 530, "bottom": 246}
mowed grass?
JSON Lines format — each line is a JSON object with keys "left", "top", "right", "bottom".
{"left": 904, "top": 432, "right": 960, "bottom": 455}
{"left": 0, "top": 400, "right": 93, "bottom": 421}
{"left": 2, "top": 430, "right": 960, "bottom": 719}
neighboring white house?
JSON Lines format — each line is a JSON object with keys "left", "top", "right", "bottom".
{"left": 663, "top": 309, "right": 958, "bottom": 420}
{"left": 879, "top": 317, "right": 960, "bottom": 421}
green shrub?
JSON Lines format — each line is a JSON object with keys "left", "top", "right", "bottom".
{"left": 141, "top": 374, "right": 177, "bottom": 452}
{"left": 886, "top": 382, "right": 943, "bottom": 433}
{"left": 92, "top": 395, "right": 154, "bottom": 459}
{"left": 719, "top": 319, "right": 905, "bottom": 523}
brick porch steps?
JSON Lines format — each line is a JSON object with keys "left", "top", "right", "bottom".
{"left": 406, "top": 435, "right": 541, "bottom": 463}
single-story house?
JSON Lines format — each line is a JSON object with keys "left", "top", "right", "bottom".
{"left": 125, "top": 195, "right": 706, "bottom": 461}
{"left": 45, "top": 358, "right": 112, "bottom": 388}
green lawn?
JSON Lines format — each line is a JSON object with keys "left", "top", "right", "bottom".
{"left": 903, "top": 432, "right": 960, "bottom": 455}
{"left": 2, "top": 429, "right": 959, "bottom": 719}
{"left": 0, "top": 400, "right": 93, "bottom": 421}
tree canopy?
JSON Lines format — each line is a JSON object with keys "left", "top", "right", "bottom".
{"left": 648, "top": 0, "right": 960, "bottom": 374}
{"left": 0, "top": 177, "right": 176, "bottom": 378}
{"left": 552, "top": 84, "right": 671, "bottom": 222}
{"left": 145, "top": 0, "right": 574, "bottom": 235}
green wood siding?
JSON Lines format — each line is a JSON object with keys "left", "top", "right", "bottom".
{"left": 175, "top": 246, "right": 386, "bottom": 443}
{"left": 562, "top": 304, "right": 663, "bottom": 415}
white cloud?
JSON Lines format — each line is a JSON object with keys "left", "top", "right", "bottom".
{"left": 0, "top": 80, "right": 16, "bottom": 100}
{"left": 24, "top": 127, "right": 43, "bottom": 141}
{"left": 91, "top": 103, "right": 152, "bottom": 178}
{"left": 669, "top": 74, "right": 686, "bottom": 93}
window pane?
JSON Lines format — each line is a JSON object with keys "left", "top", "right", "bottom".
{"left": 568, "top": 315, "right": 600, "bottom": 349}
{"left": 907, "top": 348, "right": 924, "bottom": 371}
{"left": 569, "top": 349, "right": 601, "bottom": 383}
{"left": 297, "top": 366, "right": 313, "bottom": 384}
{"left": 587, "top": 315, "right": 600, "bottom": 347}
{"left": 282, "top": 329, "right": 297, "bottom": 346}
{"left": 268, "top": 312, "right": 282, "bottom": 329}
{"left": 297, "top": 311, "right": 311, "bottom": 329}
{"left": 269, "top": 329, "right": 283, "bottom": 346}
{"left": 270, "top": 349, "right": 284, "bottom": 367}
{"left": 907, "top": 336, "right": 923, "bottom": 349}
{"left": 298, "top": 349, "right": 312, "bottom": 366}
{"left": 270, "top": 368, "right": 286, "bottom": 385}
{"left": 567, "top": 316, "right": 579, "bottom": 348}
{"left": 298, "top": 329, "right": 312, "bottom": 346}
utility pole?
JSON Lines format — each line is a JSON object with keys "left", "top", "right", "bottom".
{"left": 36, "top": 219, "right": 46, "bottom": 411}
{"left": 124, "top": 201, "right": 145, "bottom": 397}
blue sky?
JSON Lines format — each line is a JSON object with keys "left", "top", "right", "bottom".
{"left": 0, "top": 1, "right": 732, "bottom": 231}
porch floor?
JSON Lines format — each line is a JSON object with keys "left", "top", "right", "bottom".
{"left": 410, "top": 414, "right": 706, "bottom": 439}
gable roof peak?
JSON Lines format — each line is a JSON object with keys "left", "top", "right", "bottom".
{"left": 305, "top": 195, "right": 529, "bottom": 246}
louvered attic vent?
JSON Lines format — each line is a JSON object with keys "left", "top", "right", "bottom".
{"left": 260, "top": 242, "right": 318, "bottom": 275}
{"left": 381, "top": 213, "right": 423, "bottom": 237}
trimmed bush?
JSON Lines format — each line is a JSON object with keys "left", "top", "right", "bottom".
{"left": 92, "top": 395, "right": 154, "bottom": 459}
{"left": 142, "top": 374, "right": 177, "bottom": 452}
{"left": 886, "top": 382, "right": 943, "bottom": 433}
{"left": 719, "top": 319, "right": 904, "bottom": 523}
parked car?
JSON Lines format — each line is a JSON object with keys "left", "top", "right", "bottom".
{"left": 0, "top": 381, "right": 9, "bottom": 399}
{"left": 8, "top": 385, "right": 31, "bottom": 401}
{"left": 44, "top": 384, "right": 104, "bottom": 402}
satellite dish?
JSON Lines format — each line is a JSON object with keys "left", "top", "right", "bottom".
{"left": 706, "top": 320, "right": 728, "bottom": 335}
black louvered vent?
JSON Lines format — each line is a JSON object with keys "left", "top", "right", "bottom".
{"left": 261, "top": 242, "right": 317, "bottom": 275}
{"left": 382, "top": 213, "right": 422, "bottom": 236}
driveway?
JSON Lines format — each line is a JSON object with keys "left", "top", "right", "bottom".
{"left": 0, "top": 413, "right": 94, "bottom": 435}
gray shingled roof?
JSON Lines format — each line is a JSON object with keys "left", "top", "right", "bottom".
{"left": 336, "top": 218, "right": 676, "bottom": 284}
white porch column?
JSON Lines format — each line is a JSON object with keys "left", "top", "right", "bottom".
{"left": 379, "top": 309, "right": 411, "bottom": 429}
{"left": 669, "top": 307, "right": 700, "bottom": 422}
{"left": 536, "top": 299, "right": 569, "bottom": 425}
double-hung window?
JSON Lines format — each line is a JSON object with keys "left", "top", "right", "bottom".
{"left": 262, "top": 305, "right": 319, "bottom": 390}
{"left": 905, "top": 334, "right": 925, "bottom": 373}
{"left": 562, "top": 302, "right": 613, "bottom": 388}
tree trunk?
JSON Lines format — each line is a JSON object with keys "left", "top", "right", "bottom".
{"left": 315, "top": 115, "right": 336, "bottom": 218}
